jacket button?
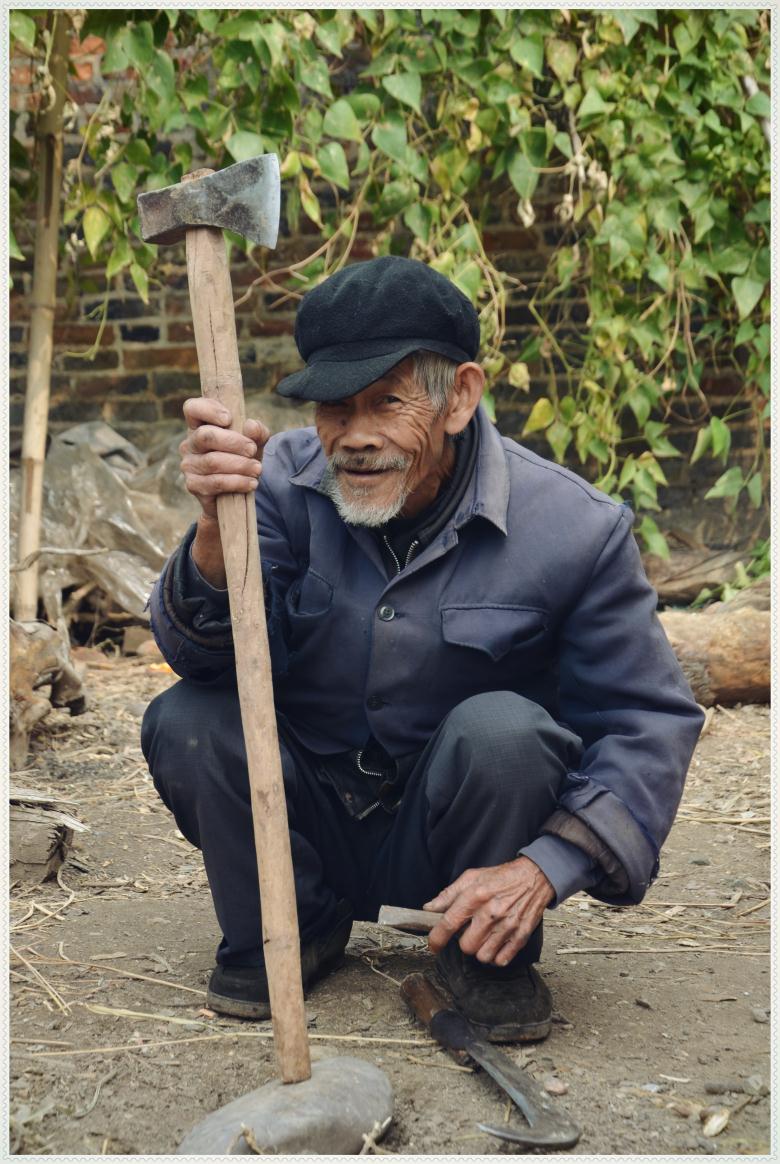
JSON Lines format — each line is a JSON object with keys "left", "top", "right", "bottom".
{"left": 367, "top": 695, "right": 385, "bottom": 710}
{"left": 377, "top": 605, "right": 395, "bottom": 621}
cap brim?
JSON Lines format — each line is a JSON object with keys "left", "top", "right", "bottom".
{"left": 275, "top": 339, "right": 472, "bottom": 401}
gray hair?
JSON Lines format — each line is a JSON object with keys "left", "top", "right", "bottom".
{"left": 410, "top": 350, "right": 459, "bottom": 416}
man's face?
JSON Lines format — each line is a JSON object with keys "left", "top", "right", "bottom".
{"left": 315, "top": 361, "right": 455, "bottom": 527}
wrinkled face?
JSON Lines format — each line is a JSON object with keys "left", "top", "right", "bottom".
{"left": 315, "top": 361, "right": 455, "bottom": 527}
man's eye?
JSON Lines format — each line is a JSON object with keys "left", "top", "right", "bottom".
{"left": 380, "top": 395, "right": 401, "bottom": 405}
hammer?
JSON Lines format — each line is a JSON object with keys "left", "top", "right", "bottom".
{"left": 138, "top": 159, "right": 393, "bottom": 1154}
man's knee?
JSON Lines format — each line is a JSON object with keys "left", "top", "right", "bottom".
{"left": 434, "top": 691, "right": 581, "bottom": 799}
{"left": 444, "top": 690, "right": 572, "bottom": 757}
{"left": 141, "top": 680, "right": 245, "bottom": 799}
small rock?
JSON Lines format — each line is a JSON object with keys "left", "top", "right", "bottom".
{"left": 127, "top": 701, "right": 149, "bottom": 718}
{"left": 697, "top": 1136, "right": 719, "bottom": 1154}
{"left": 544, "top": 1077, "right": 569, "bottom": 1096}
{"left": 743, "top": 1074, "right": 769, "bottom": 1097}
{"left": 123, "top": 627, "right": 155, "bottom": 655}
{"left": 750, "top": 1006, "right": 769, "bottom": 1024}
{"left": 136, "top": 638, "right": 163, "bottom": 659}
{"left": 689, "top": 856, "right": 711, "bottom": 866}
{"left": 705, "top": 1080, "right": 744, "bottom": 1095}
{"left": 619, "top": 970, "right": 630, "bottom": 977}
{"left": 635, "top": 997, "right": 652, "bottom": 1010}
{"left": 641, "top": 1082, "right": 665, "bottom": 1093}
{"left": 701, "top": 1108, "right": 730, "bottom": 1137}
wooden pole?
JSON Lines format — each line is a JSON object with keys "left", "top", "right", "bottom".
{"left": 14, "top": 12, "right": 70, "bottom": 620}
{"left": 183, "top": 175, "right": 311, "bottom": 1084}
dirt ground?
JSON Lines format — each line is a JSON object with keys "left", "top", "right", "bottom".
{"left": 8, "top": 652, "right": 772, "bottom": 1156}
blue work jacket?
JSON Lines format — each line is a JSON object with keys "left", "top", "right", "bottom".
{"left": 150, "top": 405, "right": 703, "bottom": 906}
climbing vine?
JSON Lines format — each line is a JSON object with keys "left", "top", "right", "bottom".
{"left": 10, "top": 9, "right": 770, "bottom": 555}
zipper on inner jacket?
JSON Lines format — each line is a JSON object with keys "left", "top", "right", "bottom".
{"left": 354, "top": 748, "right": 383, "bottom": 819}
{"left": 382, "top": 535, "right": 420, "bottom": 575}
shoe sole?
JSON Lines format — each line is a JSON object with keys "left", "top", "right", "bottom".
{"left": 473, "top": 1015, "right": 552, "bottom": 1044}
{"left": 206, "top": 949, "right": 347, "bottom": 1021}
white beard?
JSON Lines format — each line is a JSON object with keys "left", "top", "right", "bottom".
{"left": 320, "top": 458, "right": 412, "bottom": 527}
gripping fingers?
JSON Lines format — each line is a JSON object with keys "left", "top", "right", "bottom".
{"left": 186, "top": 472, "right": 260, "bottom": 500}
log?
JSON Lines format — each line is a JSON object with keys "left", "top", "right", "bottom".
{"left": 644, "top": 548, "right": 749, "bottom": 605}
{"left": 9, "top": 786, "right": 87, "bottom": 883}
{"left": 659, "top": 583, "right": 770, "bottom": 707}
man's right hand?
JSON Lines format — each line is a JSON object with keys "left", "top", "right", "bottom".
{"left": 180, "top": 398, "right": 270, "bottom": 519}
{"left": 179, "top": 398, "right": 271, "bottom": 588}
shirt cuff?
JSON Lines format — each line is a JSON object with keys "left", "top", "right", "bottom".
{"left": 519, "top": 834, "right": 599, "bottom": 907}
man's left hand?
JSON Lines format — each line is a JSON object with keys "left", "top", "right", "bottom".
{"left": 423, "top": 856, "right": 555, "bottom": 967}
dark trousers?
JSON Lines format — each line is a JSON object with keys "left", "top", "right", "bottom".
{"left": 141, "top": 677, "right": 582, "bottom": 968}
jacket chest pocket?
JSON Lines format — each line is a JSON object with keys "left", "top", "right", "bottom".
{"left": 286, "top": 569, "right": 334, "bottom": 618}
{"left": 441, "top": 604, "right": 549, "bottom": 662}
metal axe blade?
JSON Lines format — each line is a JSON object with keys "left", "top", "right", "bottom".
{"left": 137, "top": 154, "right": 280, "bottom": 247}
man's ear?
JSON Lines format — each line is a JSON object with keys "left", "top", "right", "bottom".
{"left": 444, "top": 363, "right": 485, "bottom": 435}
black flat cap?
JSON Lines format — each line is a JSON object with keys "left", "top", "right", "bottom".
{"left": 275, "top": 255, "right": 480, "bottom": 402}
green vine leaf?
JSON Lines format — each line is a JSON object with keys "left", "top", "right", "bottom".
{"left": 83, "top": 207, "right": 111, "bottom": 259}
{"left": 129, "top": 261, "right": 149, "bottom": 303}
{"left": 545, "top": 38, "right": 577, "bottom": 84}
{"left": 10, "top": 11, "right": 37, "bottom": 52}
{"left": 732, "top": 273, "right": 765, "bottom": 320}
{"left": 637, "top": 516, "right": 669, "bottom": 559}
{"left": 322, "top": 99, "right": 363, "bottom": 143}
{"left": 523, "top": 398, "right": 555, "bottom": 436}
{"left": 382, "top": 72, "right": 423, "bottom": 116}
{"left": 226, "top": 131, "right": 266, "bottom": 163}
{"left": 510, "top": 35, "right": 544, "bottom": 79}
{"left": 507, "top": 150, "right": 538, "bottom": 201}
{"left": 704, "top": 467, "right": 744, "bottom": 500}
{"left": 106, "top": 236, "right": 132, "bottom": 279}
{"left": 317, "top": 142, "right": 350, "bottom": 190}
{"left": 578, "top": 87, "right": 615, "bottom": 126}
{"left": 9, "top": 227, "right": 24, "bottom": 261}
{"left": 372, "top": 113, "right": 408, "bottom": 165}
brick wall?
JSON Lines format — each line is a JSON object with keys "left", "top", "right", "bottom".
{"left": 10, "top": 29, "right": 765, "bottom": 548}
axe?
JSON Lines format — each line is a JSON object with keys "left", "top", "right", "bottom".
{"left": 137, "top": 159, "right": 393, "bottom": 1153}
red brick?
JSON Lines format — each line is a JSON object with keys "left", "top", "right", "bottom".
{"left": 167, "top": 322, "right": 194, "bottom": 342}
{"left": 69, "top": 84, "right": 104, "bottom": 107}
{"left": 124, "top": 346, "right": 198, "bottom": 371}
{"left": 74, "top": 34, "right": 105, "bottom": 56}
{"left": 231, "top": 265, "right": 266, "bottom": 288}
{"left": 53, "top": 323, "right": 115, "bottom": 346}
{"left": 246, "top": 318, "right": 295, "bottom": 337}
{"left": 10, "top": 65, "right": 32, "bottom": 87}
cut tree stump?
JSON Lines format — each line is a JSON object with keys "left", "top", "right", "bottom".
{"left": 9, "top": 786, "right": 88, "bottom": 883}
{"left": 9, "top": 619, "right": 87, "bottom": 770}
{"left": 659, "top": 579, "right": 770, "bottom": 707}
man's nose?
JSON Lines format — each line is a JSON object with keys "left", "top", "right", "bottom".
{"left": 338, "top": 414, "right": 383, "bottom": 450}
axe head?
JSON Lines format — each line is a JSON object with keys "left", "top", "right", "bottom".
{"left": 137, "top": 154, "right": 280, "bottom": 248}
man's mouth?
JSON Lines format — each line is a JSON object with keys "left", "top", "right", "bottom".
{"left": 340, "top": 466, "right": 396, "bottom": 479}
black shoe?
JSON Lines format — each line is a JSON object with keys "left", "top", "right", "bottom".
{"left": 207, "top": 902, "right": 353, "bottom": 1020}
{"left": 435, "top": 938, "right": 552, "bottom": 1043}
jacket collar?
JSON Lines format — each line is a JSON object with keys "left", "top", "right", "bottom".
{"left": 288, "top": 402, "right": 509, "bottom": 536}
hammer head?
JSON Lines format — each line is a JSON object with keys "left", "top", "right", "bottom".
{"left": 137, "top": 154, "right": 280, "bottom": 248}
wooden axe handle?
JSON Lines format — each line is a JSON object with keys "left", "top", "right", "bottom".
{"left": 184, "top": 206, "right": 310, "bottom": 1084}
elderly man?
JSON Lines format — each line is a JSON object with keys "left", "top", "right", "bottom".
{"left": 142, "top": 256, "right": 703, "bottom": 1043}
